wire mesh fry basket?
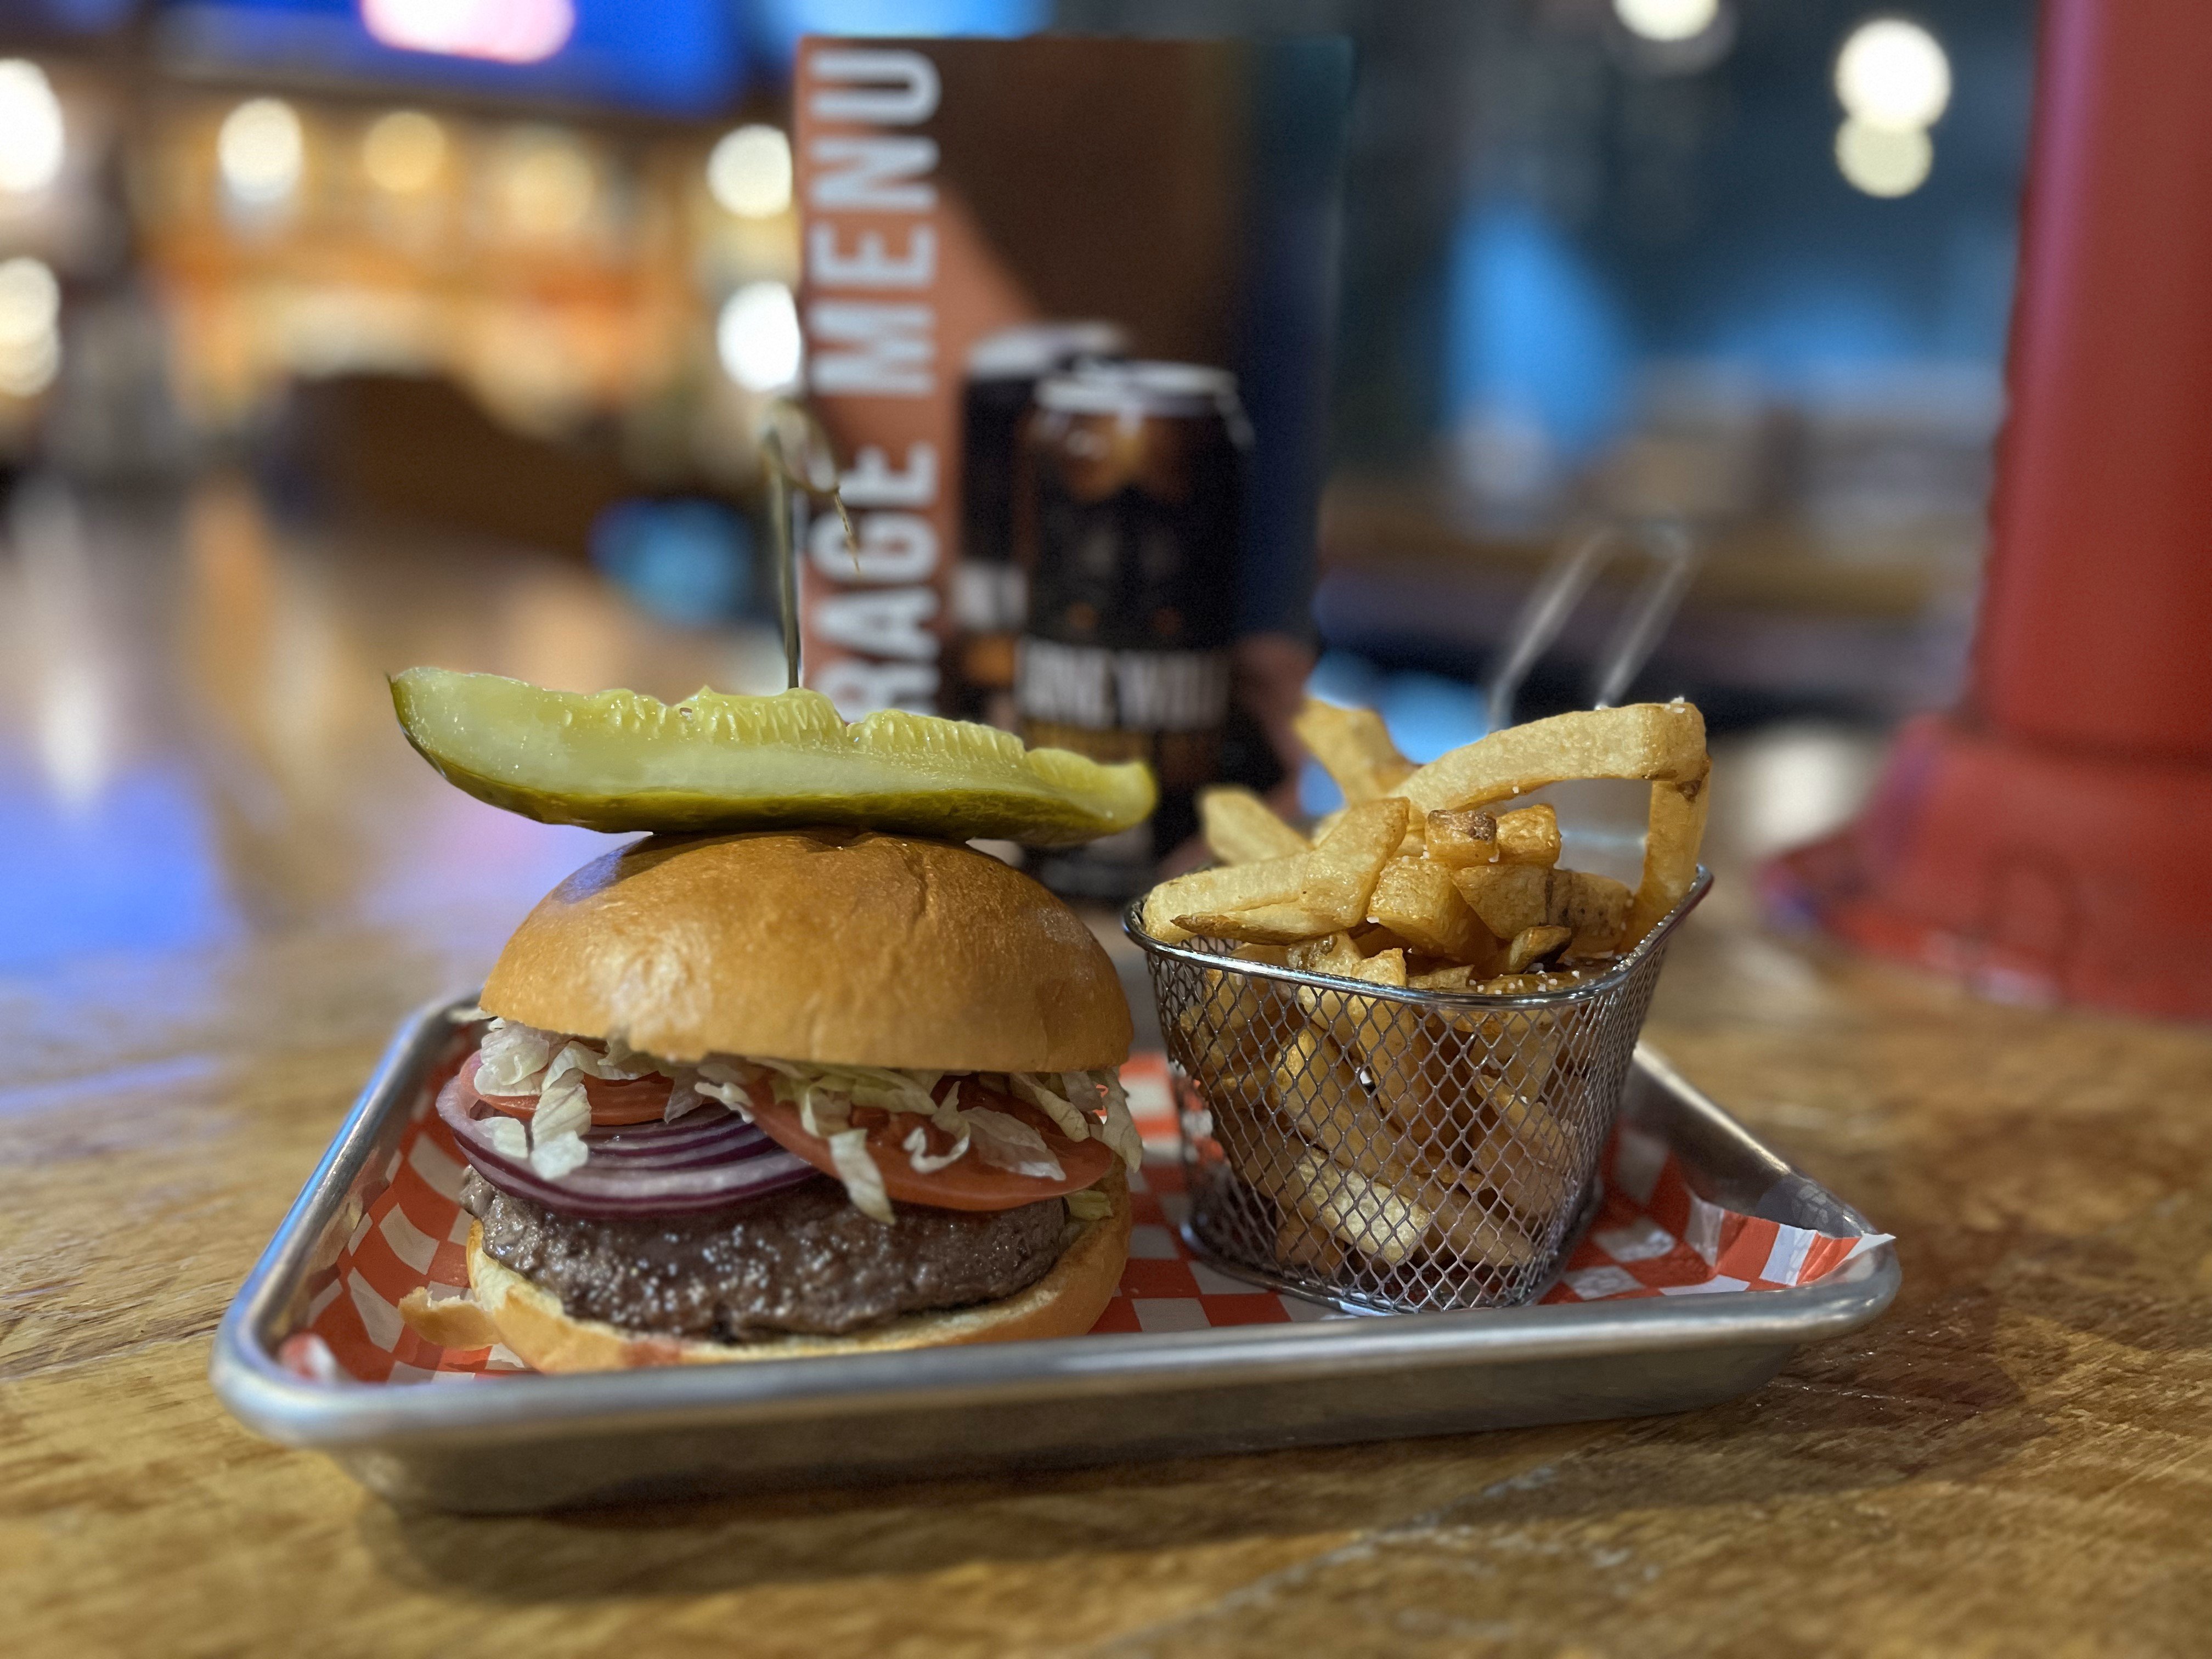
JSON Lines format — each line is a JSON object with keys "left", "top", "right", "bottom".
{"left": 1125, "top": 868, "right": 1711, "bottom": 1314}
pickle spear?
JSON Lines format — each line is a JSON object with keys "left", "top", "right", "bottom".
{"left": 390, "top": 669, "right": 1156, "bottom": 846}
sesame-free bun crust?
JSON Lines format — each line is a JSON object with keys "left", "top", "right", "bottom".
{"left": 466, "top": 1172, "right": 1132, "bottom": 1372}
{"left": 481, "top": 830, "right": 1131, "bottom": 1072}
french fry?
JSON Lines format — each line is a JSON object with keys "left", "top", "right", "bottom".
{"left": 1191, "top": 1001, "right": 1288, "bottom": 1183}
{"left": 1297, "top": 797, "right": 1410, "bottom": 928}
{"left": 1505, "top": 923, "right": 1574, "bottom": 974}
{"left": 1276, "top": 1212, "right": 1350, "bottom": 1274}
{"left": 1494, "top": 805, "right": 1561, "bottom": 867}
{"left": 1426, "top": 1183, "right": 1541, "bottom": 1267}
{"left": 1271, "top": 1025, "right": 1364, "bottom": 1113}
{"left": 1279, "top": 1026, "right": 1459, "bottom": 1188}
{"left": 1424, "top": 804, "right": 1558, "bottom": 868}
{"left": 1455, "top": 1090, "right": 1578, "bottom": 1225}
{"left": 1173, "top": 904, "right": 1344, "bottom": 945}
{"left": 1392, "top": 704, "right": 1708, "bottom": 944}
{"left": 1409, "top": 963, "right": 1480, "bottom": 991}
{"left": 1350, "top": 922, "right": 1418, "bottom": 957}
{"left": 1346, "top": 1003, "right": 1462, "bottom": 1155}
{"left": 1357, "top": 1026, "right": 1571, "bottom": 1234}
{"left": 1390, "top": 702, "right": 1708, "bottom": 814}
{"left": 1254, "top": 1147, "right": 1430, "bottom": 1265}
{"left": 1287, "top": 931, "right": 1361, "bottom": 973}
{"left": 1626, "top": 756, "right": 1711, "bottom": 946}
{"left": 1561, "top": 870, "right": 1631, "bottom": 956}
{"left": 1199, "top": 785, "right": 1311, "bottom": 866}
{"left": 1232, "top": 942, "right": 1292, "bottom": 966}
{"left": 1294, "top": 947, "right": 1407, "bottom": 1048}
{"left": 1294, "top": 698, "right": 1417, "bottom": 804}
{"left": 1276, "top": 1014, "right": 1546, "bottom": 1268}
{"left": 1350, "top": 947, "right": 1407, "bottom": 987}
{"left": 1423, "top": 809, "right": 1499, "bottom": 868}
{"left": 1177, "top": 972, "right": 1287, "bottom": 1125}
{"left": 1367, "top": 857, "right": 1500, "bottom": 967}
{"left": 1142, "top": 855, "right": 1306, "bottom": 943}
{"left": 1451, "top": 863, "right": 1559, "bottom": 942}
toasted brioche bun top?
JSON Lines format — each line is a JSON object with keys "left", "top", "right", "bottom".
{"left": 482, "top": 829, "right": 1132, "bottom": 1071}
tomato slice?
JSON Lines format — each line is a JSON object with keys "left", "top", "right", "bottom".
{"left": 464, "top": 1053, "right": 673, "bottom": 1127}
{"left": 741, "top": 1077, "right": 1117, "bottom": 1212}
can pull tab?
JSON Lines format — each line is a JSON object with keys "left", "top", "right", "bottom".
{"left": 759, "top": 399, "right": 858, "bottom": 692}
{"left": 1483, "top": 518, "right": 1700, "bottom": 735}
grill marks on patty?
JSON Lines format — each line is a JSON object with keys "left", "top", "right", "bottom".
{"left": 464, "top": 1171, "right": 1069, "bottom": 1341}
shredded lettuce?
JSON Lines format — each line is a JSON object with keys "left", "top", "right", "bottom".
{"left": 902, "top": 1122, "right": 971, "bottom": 1173}
{"left": 482, "top": 1115, "right": 529, "bottom": 1160}
{"left": 467, "top": 1025, "right": 1140, "bottom": 1212}
{"left": 473, "top": 1019, "right": 560, "bottom": 1093}
{"left": 1087, "top": 1069, "right": 1144, "bottom": 1173}
{"left": 962, "top": 1107, "right": 1065, "bottom": 1180}
{"left": 829, "top": 1128, "right": 893, "bottom": 1222}
{"left": 661, "top": 1070, "right": 703, "bottom": 1121}
{"left": 1008, "top": 1072, "right": 1091, "bottom": 1143}
{"left": 528, "top": 1127, "right": 590, "bottom": 1180}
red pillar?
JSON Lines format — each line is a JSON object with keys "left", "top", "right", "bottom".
{"left": 1769, "top": 0, "right": 2212, "bottom": 1018}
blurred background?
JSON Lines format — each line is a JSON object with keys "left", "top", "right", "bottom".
{"left": 0, "top": 0, "right": 2033, "bottom": 978}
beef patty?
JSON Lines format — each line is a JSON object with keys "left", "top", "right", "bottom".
{"left": 464, "top": 1171, "right": 1068, "bottom": 1341}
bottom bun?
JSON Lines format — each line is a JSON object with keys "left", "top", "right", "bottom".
{"left": 467, "top": 1172, "right": 1133, "bottom": 1373}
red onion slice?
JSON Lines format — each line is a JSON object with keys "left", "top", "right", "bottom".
{"left": 436, "top": 1071, "right": 818, "bottom": 1219}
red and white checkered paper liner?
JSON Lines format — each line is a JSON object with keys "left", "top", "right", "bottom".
{"left": 280, "top": 1053, "right": 1890, "bottom": 1383}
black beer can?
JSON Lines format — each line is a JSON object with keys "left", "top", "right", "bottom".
{"left": 1014, "top": 360, "right": 1251, "bottom": 899}
{"left": 952, "top": 321, "right": 1127, "bottom": 723}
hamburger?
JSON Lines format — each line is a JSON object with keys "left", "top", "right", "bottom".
{"left": 419, "top": 827, "right": 1138, "bottom": 1371}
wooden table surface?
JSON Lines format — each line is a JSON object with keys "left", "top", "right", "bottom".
{"left": 6, "top": 482, "right": 2211, "bottom": 1657}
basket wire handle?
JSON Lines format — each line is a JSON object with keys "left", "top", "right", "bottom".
{"left": 1484, "top": 517, "right": 1701, "bottom": 733}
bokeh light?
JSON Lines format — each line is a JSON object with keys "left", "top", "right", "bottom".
{"left": 1836, "top": 116, "right": 1933, "bottom": 198}
{"left": 362, "top": 110, "right": 449, "bottom": 195}
{"left": 361, "top": 0, "right": 576, "bottom": 65}
{"left": 0, "top": 256, "right": 61, "bottom": 397}
{"left": 218, "top": 98, "right": 306, "bottom": 206}
{"left": 1613, "top": 0, "right": 1720, "bottom": 44}
{"left": 707, "top": 125, "right": 792, "bottom": 219}
{"left": 716, "top": 282, "right": 803, "bottom": 391}
{"left": 0, "top": 60, "right": 66, "bottom": 195}
{"left": 1835, "top": 18, "right": 1951, "bottom": 132}
{"left": 495, "top": 128, "right": 595, "bottom": 240}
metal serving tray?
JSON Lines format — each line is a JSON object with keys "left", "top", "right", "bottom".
{"left": 211, "top": 995, "right": 1898, "bottom": 1513}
